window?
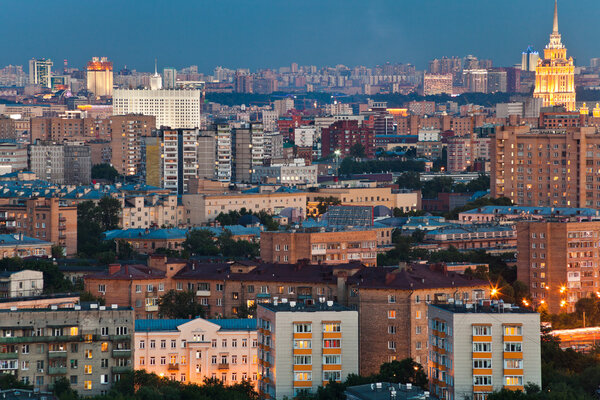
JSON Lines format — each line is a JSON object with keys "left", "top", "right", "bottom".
{"left": 158, "top": 283, "right": 164, "bottom": 292}
{"left": 323, "top": 339, "right": 340, "bottom": 348}
{"left": 473, "top": 376, "right": 492, "bottom": 386}
{"left": 294, "top": 323, "right": 312, "bottom": 333}
{"left": 150, "top": 357, "right": 155, "bottom": 365}
{"left": 323, "top": 323, "right": 341, "bottom": 332}
{"left": 211, "top": 339, "right": 217, "bottom": 348}
{"left": 388, "top": 341, "right": 396, "bottom": 350}
{"left": 473, "top": 343, "right": 491, "bottom": 352}
{"left": 415, "top": 311, "right": 421, "bottom": 319}
{"left": 160, "top": 340, "right": 166, "bottom": 349}
{"left": 216, "top": 284, "right": 224, "bottom": 291}
{"left": 388, "top": 310, "right": 396, "bottom": 319}
{"left": 388, "top": 326, "right": 396, "bottom": 334}
{"left": 84, "top": 365, "right": 92, "bottom": 374}
{"left": 294, "top": 355, "right": 312, "bottom": 365}
{"left": 139, "top": 340, "right": 145, "bottom": 349}
{"left": 231, "top": 355, "right": 237, "bottom": 364}
{"left": 323, "top": 355, "right": 341, "bottom": 364}
{"left": 294, "top": 372, "right": 312, "bottom": 381}
{"left": 101, "top": 327, "right": 109, "bottom": 336}
{"left": 135, "top": 285, "right": 142, "bottom": 293}
{"left": 323, "top": 371, "right": 341, "bottom": 382}
{"left": 140, "top": 357, "right": 145, "bottom": 366}
{"left": 98, "top": 284, "right": 106, "bottom": 293}
{"left": 504, "top": 326, "right": 522, "bottom": 336}
{"left": 85, "top": 349, "right": 93, "bottom": 358}
{"left": 160, "top": 357, "right": 166, "bottom": 365}
{"left": 242, "top": 355, "right": 248, "bottom": 364}
{"left": 101, "top": 374, "right": 109, "bottom": 384}
{"left": 504, "top": 359, "right": 523, "bottom": 369}
{"left": 115, "top": 326, "right": 128, "bottom": 335}
{"left": 222, "top": 339, "right": 227, "bottom": 348}
{"left": 242, "top": 339, "right": 248, "bottom": 348}
{"left": 473, "top": 359, "right": 492, "bottom": 369}
{"left": 473, "top": 326, "right": 491, "bottom": 336}
{"left": 150, "top": 340, "right": 156, "bottom": 349}
{"left": 504, "top": 376, "right": 523, "bottom": 386}
{"left": 211, "top": 356, "right": 217, "bottom": 365}
{"left": 84, "top": 381, "right": 92, "bottom": 390}
{"left": 70, "top": 359, "right": 78, "bottom": 369}
{"left": 171, "top": 340, "right": 177, "bottom": 349}
{"left": 504, "top": 343, "right": 522, "bottom": 352}
{"left": 388, "top": 295, "right": 396, "bottom": 303}
{"left": 294, "top": 340, "right": 311, "bottom": 349}
{"left": 21, "top": 345, "right": 29, "bottom": 354}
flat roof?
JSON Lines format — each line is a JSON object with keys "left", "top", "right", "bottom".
{"left": 431, "top": 302, "right": 538, "bottom": 314}
{"left": 259, "top": 301, "right": 353, "bottom": 313}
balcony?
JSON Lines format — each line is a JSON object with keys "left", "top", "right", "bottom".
{"left": 0, "top": 335, "right": 84, "bottom": 344}
{"left": 145, "top": 305, "right": 159, "bottom": 312}
{"left": 58, "top": 233, "right": 66, "bottom": 240}
{"left": 111, "top": 366, "right": 131, "bottom": 374}
{"left": 196, "top": 290, "right": 210, "bottom": 297}
{"left": 48, "top": 366, "right": 67, "bottom": 375}
{"left": 48, "top": 351, "right": 67, "bottom": 358}
{"left": 0, "top": 352, "right": 17, "bottom": 360}
{"left": 168, "top": 363, "right": 179, "bottom": 371}
{"left": 108, "top": 335, "right": 131, "bottom": 341}
{"left": 218, "top": 363, "right": 229, "bottom": 370}
{"left": 112, "top": 349, "right": 131, "bottom": 358}
{"left": 58, "top": 225, "right": 66, "bottom": 231}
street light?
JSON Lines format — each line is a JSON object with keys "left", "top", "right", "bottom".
{"left": 334, "top": 149, "right": 341, "bottom": 177}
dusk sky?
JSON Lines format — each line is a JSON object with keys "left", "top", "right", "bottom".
{"left": 1, "top": 0, "right": 595, "bottom": 72}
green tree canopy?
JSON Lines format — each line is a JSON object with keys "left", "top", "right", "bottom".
{"left": 158, "top": 290, "right": 206, "bottom": 319}
{"left": 91, "top": 163, "right": 121, "bottom": 182}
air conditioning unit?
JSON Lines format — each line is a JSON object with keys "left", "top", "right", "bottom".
{"left": 38, "top": 368, "right": 44, "bottom": 373}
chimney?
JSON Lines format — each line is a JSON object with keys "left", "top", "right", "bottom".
{"left": 148, "top": 254, "right": 168, "bottom": 271}
{"left": 385, "top": 272, "right": 395, "bottom": 285}
{"left": 108, "top": 264, "right": 121, "bottom": 275}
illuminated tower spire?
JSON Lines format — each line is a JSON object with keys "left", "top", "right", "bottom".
{"left": 553, "top": 0, "right": 558, "bottom": 33}
{"left": 150, "top": 58, "right": 163, "bottom": 90}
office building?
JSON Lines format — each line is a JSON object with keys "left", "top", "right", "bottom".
{"left": 346, "top": 264, "right": 489, "bottom": 375}
{"left": 0, "top": 270, "right": 43, "bottom": 298}
{"left": 0, "top": 198, "right": 77, "bottom": 255}
{"left": 517, "top": 220, "right": 600, "bottom": 313}
{"left": 521, "top": 46, "right": 540, "bottom": 72}
{"left": 0, "top": 304, "right": 134, "bottom": 395}
{"left": 113, "top": 89, "right": 201, "bottom": 129}
{"left": 428, "top": 303, "right": 541, "bottom": 400}
{"left": 533, "top": 1, "right": 576, "bottom": 111}
{"left": 491, "top": 125, "right": 600, "bottom": 207}
{"left": 423, "top": 73, "right": 453, "bottom": 95}
{"left": 134, "top": 318, "right": 258, "bottom": 386}
{"left": 29, "top": 143, "right": 91, "bottom": 185}
{"left": 86, "top": 57, "right": 113, "bottom": 97}
{"left": 257, "top": 302, "right": 359, "bottom": 399}
{"left": 28, "top": 58, "right": 52, "bottom": 88}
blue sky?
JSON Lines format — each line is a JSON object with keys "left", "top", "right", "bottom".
{"left": 1, "top": 0, "right": 594, "bottom": 73}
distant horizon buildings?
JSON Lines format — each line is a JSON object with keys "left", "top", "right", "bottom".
{"left": 28, "top": 58, "right": 52, "bottom": 88}
{"left": 86, "top": 56, "right": 113, "bottom": 97}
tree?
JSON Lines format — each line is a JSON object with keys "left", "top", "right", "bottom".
{"left": 184, "top": 230, "right": 219, "bottom": 256}
{"left": 396, "top": 171, "right": 422, "bottom": 190}
{"left": 52, "top": 377, "right": 78, "bottom": 400}
{"left": 349, "top": 143, "right": 366, "bottom": 158}
{"left": 158, "top": 290, "right": 206, "bottom": 319}
{"left": 91, "top": 163, "right": 121, "bottom": 182}
{"left": 77, "top": 198, "right": 121, "bottom": 258}
{"left": 217, "top": 230, "right": 259, "bottom": 259}
{"left": 51, "top": 244, "right": 65, "bottom": 259}
{"left": 378, "top": 359, "right": 428, "bottom": 389}
{"left": 97, "top": 196, "right": 121, "bottom": 232}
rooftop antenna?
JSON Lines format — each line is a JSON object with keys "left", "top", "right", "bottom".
{"left": 154, "top": 58, "right": 158, "bottom": 75}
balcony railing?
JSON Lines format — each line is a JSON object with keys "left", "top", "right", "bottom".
{"left": 48, "top": 366, "right": 67, "bottom": 375}
{"left": 145, "top": 305, "right": 159, "bottom": 312}
{"left": 195, "top": 290, "right": 210, "bottom": 297}
{"left": 48, "top": 351, "right": 67, "bottom": 359}
{"left": 218, "top": 363, "right": 229, "bottom": 370}
{"left": 168, "top": 363, "right": 179, "bottom": 371}
{"left": 0, "top": 352, "right": 18, "bottom": 360}
{"left": 111, "top": 366, "right": 131, "bottom": 374}
{"left": 112, "top": 349, "right": 131, "bottom": 358}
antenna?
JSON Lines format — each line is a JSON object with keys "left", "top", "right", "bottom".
{"left": 154, "top": 58, "right": 158, "bottom": 75}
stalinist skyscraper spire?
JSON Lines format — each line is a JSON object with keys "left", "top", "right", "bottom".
{"left": 533, "top": 0, "right": 576, "bottom": 111}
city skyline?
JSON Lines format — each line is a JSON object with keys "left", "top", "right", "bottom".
{"left": 1, "top": 0, "right": 595, "bottom": 72}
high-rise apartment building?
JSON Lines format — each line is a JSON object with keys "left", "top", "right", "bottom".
{"left": 257, "top": 302, "right": 359, "bottom": 400}
{"left": 232, "top": 123, "right": 264, "bottom": 183}
{"left": 0, "top": 304, "right": 134, "bottom": 395}
{"left": 0, "top": 141, "right": 28, "bottom": 172}
{"left": 533, "top": 1, "right": 575, "bottom": 111}
{"left": 423, "top": 73, "right": 453, "bottom": 95}
{"left": 491, "top": 125, "right": 600, "bottom": 207}
{"left": 109, "top": 115, "right": 155, "bottom": 176}
{"left": 487, "top": 70, "right": 507, "bottom": 93}
{"left": 28, "top": 58, "right": 52, "bottom": 88}
{"left": 113, "top": 89, "right": 201, "bottom": 129}
{"left": 463, "top": 69, "right": 488, "bottom": 93}
{"left": 160, "top": 128, "right": 202, "bottom": 194}
{"left": 86, "top": 57, "right": 113, "bottom": 97}
{"left": 162, "top": 67, "right": 177, "bottom": 89}
{"left": 521, "top": 46, "right": 540, "bottom": 72}
{"left": 428, "top": 303, "right": 541, "bottom": 400}
{"left": 321, "top": 120, "right": 375, "bottom": 159}
{"left": 29, "top": 143, "right": 91, "bottom": 185}
{"left": 516, "top": 220, "right": 600, "bottom": 313}
{"left": 216, "top": 124, "right": 232, "bottom": 182}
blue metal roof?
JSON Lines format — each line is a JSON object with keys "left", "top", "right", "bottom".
{"left": 135, "top": 318, "right": 256, "bottom": 332}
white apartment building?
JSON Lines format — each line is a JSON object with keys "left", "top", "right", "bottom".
{"left": 294, "top": 126, "right": 316, "bottom": 147}
{"left": 252, "top": 159, "right": 317, "bottom": 185}
{"left": 113, "top": 89, "right": 201, "bottom": 129}
{"left": 160, "top": 129, "right": 202, "bottom": 194}
{"left": 257, "top": 302, "right": 359, "bottom": 400}
{"left": 134, "top": 318, "right": 258, "bottom": 386}
{"left": 216, "top": 124, "right": 232, "bottom": 182}
{"left": 0, "top": 269, "right": 43, "bottom": 298}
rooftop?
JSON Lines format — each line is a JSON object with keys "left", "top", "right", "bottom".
{"left": 344, "top": 382, "right": 428, "bottom": 400}
{"left": 259, "top": 301, "right": 352, "bottom": 313}
{"left": 431, "top": 301, "right": 538, "bottom": 314}
{"left": 0, "top": 303, "right": 132, "bottom": 313}
{"left": 135, "top": 318, "right": 257, "bottom": 332}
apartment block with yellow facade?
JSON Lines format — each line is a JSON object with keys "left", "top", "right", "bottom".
{"left": 134, "top": 318, "right": 258, "bottom": 386}
{"left": 257, "top": 301, "right": 358, "bottom": 400}
{"left": 428, "top": 302, "right": 541, "bottom": 400}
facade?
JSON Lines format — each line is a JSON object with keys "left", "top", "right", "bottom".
{"left": 0, "top": 304, "right": 134, "bottom": 395}
{"left": 346, "top": 265, "right": 489, "bottom": 375}
{"left": 120, "top": 194, "right": 183, "bottom": 229}
{"left": 86, "top": 57, "right": 113, "bottom": 97}
{"left": 160, "top": 129, "right": 202, "bottom": 194}
{"left": 252, "top": 161, "right": 317, "bottom": 185}
{"left": 447, "top": 136, "right": 472, "bottom": 172}
{"left": 232, "top": 123, "right": 264, "bottom": 183}
{"left": 134, "top": 318, "right": 258, "bottom": 386}
{"left": 29, "top": 143, "right": 91, "bottom": 185}
{"left": 516, "top": 220, "right": 600, "bottom": 313}
{"left": 0, "top": 142, "right": 27, "bottom": 172}
{"left": 463, "top": 70, "right": 488, "bottom": 93}
{"left": 521, "top": 46, "right": 540, "bottom": 72}
{"left": 0, "top": 269, "right": 43, "bottom": 298}
{"left": 533, "top": 1, "right": 575, "bottom": 111}
{"left": 260, "top": 229, "right": 381, "bottom": 267}
{"left": 321, "top": 120, "right": 375, "bottom": 159}
{"left": 490, "top": 125, "right": 600, "bottom": 207}
{"left": 113, "top": 89, "right": 201, "bottom": 129}
{"left": 109, "top": 115, "right": 156, "bottom": 176}
{"left": 428, "top": 303, "right": 541, "bottom": 400}
{"left": 28, "top": 59, "right": 52, "bottom": 88}
{"left": 257, "top": 302, "right": 359, "bottom": 400}
{"left": 423, "top": 74, "right": 453, "bottom": 96}
{"left": 0, "top": 198, "right": 77, "bottom": 255}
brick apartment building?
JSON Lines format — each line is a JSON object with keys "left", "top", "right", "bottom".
{"left": 517, "top": 219, "right": 600, "bottom": 313}
{"left": 346, "top": 264, "right": 489, "bottom": 375}
{"left": 491, "top": 125, "right": 600, "bottom": 207}
{"left": 321, "top": 120, "right": 375, "bottom": 159}
{"left": 0, "top": 197, "right": 77, "bottom": 255}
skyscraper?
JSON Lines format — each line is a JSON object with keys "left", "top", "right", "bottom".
{"left": 533, "top": 0, "right": 575, "bottom": 111}
{"left": 28, "top": 58, "right": 52, "bottom": 88}
{"left": 521, "top": 46, "right": 540, "bottom": 72}
{"left": 86, "top": 57, "right": 113, "bottom": 97}
{"left": 163, "top": 67, "right": 177, "bottom": 89}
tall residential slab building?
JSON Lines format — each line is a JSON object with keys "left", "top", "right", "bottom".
{"left": 86, "top": 57, "right": 113, "bottom": 97}
{"left": 28, "top": 58, "right": 52, "bottom": 88}
{"left": 113, "top": 89, "right": 201, "bottom": 129}
{"left": 257, "top": 302, "right": 359, "bottom": 400}
{"left": 109, "top": 115, "right": 155, "bottom": 176}
{"left": 491, "top": 125, "right": 600, "bottom": 207}
{"left": 516, "top": 220, "right": 600, "bottom": 313}
{"left": 533, "top": 1, "right": 575, "bottom": 111}
{"left": 428, "top": 303, "right": 541, "bottom": 400}
{"left": 232, "top": 123, "right": 264, "bottom": 183}
{"left": 29, "top": 143, "right": 91, "bottom": 185}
